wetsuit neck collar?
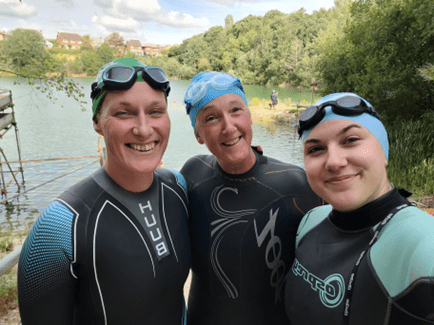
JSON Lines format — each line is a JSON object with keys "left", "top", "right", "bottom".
{"left": 215, "top": 148, "right": 265, "bottom": 182}
{"left": 329, "top": 186, "right": 410, "bottom": 231}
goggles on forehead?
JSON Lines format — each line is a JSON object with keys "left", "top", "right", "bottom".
{"left": 185, "top": 72, "right": 244, "bottom": 113}
{"left": 90, "top": 63, "right": 170, "bottom": 101}
{"left": 297, "top": 95, "right": 382, "bottom": 138}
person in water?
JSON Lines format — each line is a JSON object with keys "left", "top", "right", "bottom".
{"left": 285, "top": 92, "right": 434, "bottom": 325}
{"left": 18, "top": 58, "right": 191, "bottom": 325}
{"left": 181, "top": 71, "right": 322, "bottom": 325}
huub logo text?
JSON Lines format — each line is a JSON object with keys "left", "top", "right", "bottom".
{"left": 292, "top": 259, "right": 345, "bottom": 308}
{"left": 139, "top": 200, "right": 169, "bottom": 258}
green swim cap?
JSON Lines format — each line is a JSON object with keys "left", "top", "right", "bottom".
{"left": 92, "top": 58, "right": 149, "bottom": 120}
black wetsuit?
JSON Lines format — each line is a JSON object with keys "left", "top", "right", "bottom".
{"left": 18, "top": 167, "right": 191, "bottom": 325}
{"left": 285, "top": 187, "right": 434, "bottom": 324}
{"left": 180, "top": 150, "right": 322, "bottom": 325}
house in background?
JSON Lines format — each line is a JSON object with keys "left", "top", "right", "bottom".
{"left": 143, "top": 44, "right": 162, "bottom": 57}
{"left": 57, "top": 32, "right": 82, "bottom": 50}
{"left": 90, "top": 36, "right": 103, "bottom": 49}
{"left": 45, "top": 40, "right": 53, "bottom": 48}
{"left": 126, "top": 40, "right": 143, "bottom": 56}
{"left": 0, "top": 31, "right": 6, "bottom": 41}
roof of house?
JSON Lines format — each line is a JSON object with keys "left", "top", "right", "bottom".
{"left": 127, "top": 40, "right": 142, "bottom": 47}
{"left": 57, "top": 32, "right": 82, "bottom": 42}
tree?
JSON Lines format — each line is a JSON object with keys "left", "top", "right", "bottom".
{"left": 317, "top": 0, "right": 434, "bottom": 123}
{"left": 81, "top": 50, "right": 103, "bottom": 76}
{"left": 225, "top": 15, "right": 234, "bottom": 28}
{"left": 0, "top": 28, "right": 86, "bottom": 109}
{"left": 2, "top": 29, "right": 48, "bottom": 76}
{"left": 80, "top": 34, "right": 93, "bottom": 50}
{"left": 97, "top": 43, "right": 116, "bottom": 65}
{"left": 104, "top": 32, "right": 124, "bottom": 47}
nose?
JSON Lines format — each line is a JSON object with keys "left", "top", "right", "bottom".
{"left": 324, "top": 144, "right": 347, "bottom": 171}
{"left": 132, "top": 113, "right": 153, "bottom": 138}
{"left": 221, "top": 114, "right": 237, "bottom": 135}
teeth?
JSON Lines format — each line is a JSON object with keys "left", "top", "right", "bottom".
{"left": 131, "top": 143, "right": 155, "bottom": 152}
{"left": 224, "top": 138, "right": 240, "bottom": 146}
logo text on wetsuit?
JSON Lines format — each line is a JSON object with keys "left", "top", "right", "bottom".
{"left": 254, "top": 208, "right": 286, "bottom": 304}
{"left": 292, "top": 259, "right": 345, "bottom": 308}
{"left": 139, "top": 200, "right": 169, "bottom": 259}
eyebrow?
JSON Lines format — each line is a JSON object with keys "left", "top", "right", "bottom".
{"left": 304, "top": 124, "right": 361, "bottom": 144}
{"left": 202, "top": 100, "right": 244, "bottom": 111}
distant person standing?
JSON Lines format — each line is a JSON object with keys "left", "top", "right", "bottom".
{"left": 271, "top": 90, "right": 278, "bottom": 109}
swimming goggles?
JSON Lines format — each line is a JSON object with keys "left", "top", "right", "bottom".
{"left": 297, "top": 95, "right": 382, "bottom": 138}
{"left": 184, "top": 72, "right": 244, "bottom": 113}
{"left": 90, "top": 63, "right": 170, "bottom": 101}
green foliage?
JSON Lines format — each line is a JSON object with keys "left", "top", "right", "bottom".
{"left": 80, "top": 34, "right": 93, "bottom": 51}
{"left": 171, "top": 8, "right": 331, "bottom": 86}
{"left": 80, "top": 50, "right": 103, "bottom": 76}
{"left": 387, "top": 117, "right": 434, "bottom": 195}
{"left": 97, "top": 43, "right": 116, "bottom": 65}
{"left": 0, "top": 237, "right": 13, "bottom": 252}
{"left": 1, "top": 29, "right": 48, "bottom": 76}
{"left": 317, "top": 0, "right": 434, "bottom": 123}
{"left": 0, "top": 28, "right": 87, "bottom": 110}
{"left": 0, "top": 273, "right": 18, "bottom": 317}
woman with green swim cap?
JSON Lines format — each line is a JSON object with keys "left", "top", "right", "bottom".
{"left": 18, "top": 58, "right": 191, "bottom": 325}
{"left": 285, "top": 92, "right": 434, "bottom": 325}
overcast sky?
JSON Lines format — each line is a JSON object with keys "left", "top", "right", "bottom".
{"left": 1, "top": 0, "right": 335, "bottom": 46}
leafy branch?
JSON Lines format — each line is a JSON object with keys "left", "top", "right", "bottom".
{"left": 0, "top": 69, "right": 88, "bottom": 111}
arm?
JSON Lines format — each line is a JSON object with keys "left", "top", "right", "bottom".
{"left": 18, "top": 200, "right": 77, "bottom": 325}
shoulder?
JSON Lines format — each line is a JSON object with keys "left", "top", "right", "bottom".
{"left": 180, "top": 155, "right": 216, "bottom": 187}
{"left": 296, "top": 205, "right": 332, "bottom": 247}
{"left": 155, "top": 167, "right": 188, "bottom": 198}
{"left": 259, "top": 156, "right": 316, "bottom": 197}
{"left": 371, "top": 207, "right": 434, "bottom": 297}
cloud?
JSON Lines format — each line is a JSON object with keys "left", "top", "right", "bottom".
{"left": 92, "top": 14, "right": 140, "bottom": 33}
{"left": 239, "top": 0, "right": 335, "bottom": 14}
{"left": 52, "top": 18, "right": 89, "bottom": 33}
{"left": 95, "top": 0, "right": 208, "bottom": 29}
{"left": 0, "top": 0, "right": 37, "bottom": 18}
{"left": 193, "top": 0, "right": 259, "bottom": 7}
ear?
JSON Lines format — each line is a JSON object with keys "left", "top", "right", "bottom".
{"left": 93, "top": 119, "right": 103, "bottom": 136}
{"left": 195, "top": 131, "right": 205, "bottom": 145}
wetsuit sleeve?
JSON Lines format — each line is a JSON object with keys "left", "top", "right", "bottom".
{"left": 18, "top": 200, "right": 76, "bottom": 325}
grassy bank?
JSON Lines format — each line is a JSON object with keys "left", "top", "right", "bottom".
{"left": 248, "top": 97, "right": 309, "bottom": 126}
{"left": 0, "top": 231, "right": 27, "bottom": 322}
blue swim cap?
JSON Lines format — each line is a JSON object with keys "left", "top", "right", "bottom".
{"left": 301, "top": 93, "right": 389, "bottom": 160}
{"left": 184, "top": 71, "right": 248, "bottom": 129}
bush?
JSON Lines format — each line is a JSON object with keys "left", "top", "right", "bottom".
{"left": 387, "top": 117, "right": 434, "bottom": 196}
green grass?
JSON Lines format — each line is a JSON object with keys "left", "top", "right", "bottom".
{"left": 0, "top": 273, "right": 18, "bottom": 317}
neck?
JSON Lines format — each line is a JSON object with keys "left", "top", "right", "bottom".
{"left": 104, "top": 164, "right": 154, "bottom": 193}
{"left": 217, "top": 148, "right": 257, "bottom": 175}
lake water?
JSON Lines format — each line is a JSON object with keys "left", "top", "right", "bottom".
{"left": 0, "top": 77, "right": 304, "bottom": 233}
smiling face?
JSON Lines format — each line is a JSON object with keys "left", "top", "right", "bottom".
{"left": 195, "top": 93, "right": 256, "bottom": 174}
{"left": 94, "top": 82, "right": 170, "bottom": 189}
{"left": 303, "top": 119, "right": 390, "bottom": 212}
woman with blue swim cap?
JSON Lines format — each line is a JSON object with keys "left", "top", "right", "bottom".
{"left": 181, "top": 71, "right": 322, "bottom": 325}
{"left": 285, "top": 92, "right": 434, "bottom": 325}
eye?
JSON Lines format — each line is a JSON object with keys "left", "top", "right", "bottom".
{"left": 344, "top": 137, "right": 359, "bottom": 144}
{"left": 205, "top": 115, "right": 216, "bottom": 123}
{"left": 115, "top": 110, "right": 131, "bottom": 117}
{"left": 306, "top": 146, "right": 324, "bottom": 155}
